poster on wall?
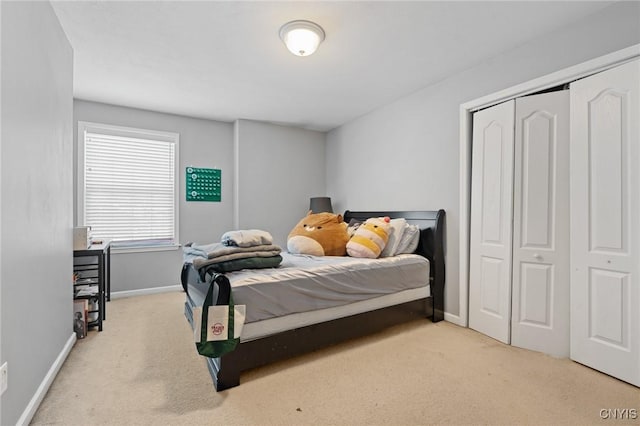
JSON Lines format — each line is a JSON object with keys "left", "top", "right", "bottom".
{"left": 186, "top": 167, "right": 221, "bottom": 202}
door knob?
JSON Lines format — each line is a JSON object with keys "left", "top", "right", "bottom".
{"left": 533, "top": 253, "right": 542, "bottom": 260}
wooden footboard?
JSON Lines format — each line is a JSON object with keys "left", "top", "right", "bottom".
{"left": 185, "top": 293, "right": 432, "bottom": 391}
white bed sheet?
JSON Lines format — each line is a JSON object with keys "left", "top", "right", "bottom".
{"left": 241, "top": 285, "right": 430, "bottom": 341}
{"left": 227, "top": 252, "right": 430, "bottom": 323}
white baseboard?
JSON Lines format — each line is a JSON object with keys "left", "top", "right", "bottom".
{"left": 110, "top": 284, "right": 182, "bottom": 300}
{"left": 17, "top": 333, "right": 76, "bottom": 426}
{"left": 444, "top": 312, "right": 464, "bottom": 327}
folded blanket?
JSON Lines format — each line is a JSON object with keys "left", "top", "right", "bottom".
{"left": 193, "top": 248, "right": 282, "bottom": 269}
{"left": 183, "top": 241, "right": 282, "bottom": 269}
{"left": 188, "top": 242, "right": 281, "bottom": 259}
{"left": 183, "top": 242, "right": 213, "bottom": 259}
{"left": 204, "top": 255, "right": 283, "bottom": 273}
{"left": 221, "top": 229, "right": 273, "bottom": 248}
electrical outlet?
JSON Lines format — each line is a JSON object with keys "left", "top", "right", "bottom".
{"left": 0, "top": 362, "right": 7, "bottom": 395}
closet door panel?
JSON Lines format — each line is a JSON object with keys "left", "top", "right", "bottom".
{"left": 589, "top": 89, "right": 626, "bottom": 252}
{"left": 469, "top": 100, "right": 515, "bottom": 344}
{"left": 518, "top": 262, "right": 552, "bottom": 325}
{"left": 519, "top": 113, "right": 552, "bottom": 248}
{"left": 570, "top": 58, "right": 639, "bottom": 386}
{"left": 511, "top": 90, "right": 570, "bottom": 357}
{"left": 589, "top": 269, "right": 629, "bottom": 348}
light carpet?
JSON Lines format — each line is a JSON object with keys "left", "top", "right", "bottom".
{"left": 31, "top": 291, "right": 639, "bottom": 425}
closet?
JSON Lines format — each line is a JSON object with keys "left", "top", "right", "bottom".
{"left": 468, "top": 58, "right": 639, "bottom": 386}
{"left": 468, "top": 89, "right": 570, "bottom": 357}
{"left": 569, "top": 59, "right": 639, "bottom": 386}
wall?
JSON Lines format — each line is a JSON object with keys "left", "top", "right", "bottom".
{"left": 0, "top": 3, "right": 3, "bottom": 422}
{"left": 1, "top": 2, "right": 74, "bottom": 424}
{"left": 234, "top": 119, "right": 326, "bottom": 249}
{"left": 73, "top": 105, "right": 325, "bottom": 292}
{"left": 326, "top": 1, "right": 640, "bottom": 320}
{"left": 74, "top": 100, "right": 234, "bottom": 292}
{"left": 0, "top": 1, "right": 3, "bottom": 421}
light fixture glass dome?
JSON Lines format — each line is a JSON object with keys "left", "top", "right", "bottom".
{"left": 279, "top": 20, "right": 325, "bottom": 57}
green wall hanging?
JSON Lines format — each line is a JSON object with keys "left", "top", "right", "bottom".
{"left": 186, "top": 167, "right": 221, "bottom": 202}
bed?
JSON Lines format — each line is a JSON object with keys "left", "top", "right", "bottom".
{"left": 183, "top": 209, "right": 445, "bottom": 391}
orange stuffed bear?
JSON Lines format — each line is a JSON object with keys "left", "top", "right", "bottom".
{"left": 287, "top": 212, "right": 350, "bottom": 256}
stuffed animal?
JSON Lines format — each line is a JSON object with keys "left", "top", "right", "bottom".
{"left": 287, "top": 212, "right": 350, "bottom": 256}
{"left": 346, "top": 217, "right": 391, "bottom": 258}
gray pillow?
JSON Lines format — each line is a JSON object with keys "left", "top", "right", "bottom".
{"left": 395, "top": 224, "right": 420, "bottom": 254}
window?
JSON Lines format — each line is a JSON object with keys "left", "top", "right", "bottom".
{"left": 78, "top": 122, "right": 179, "bottom": 251}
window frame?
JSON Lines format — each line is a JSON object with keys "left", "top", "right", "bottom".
{"left": 77, "top": 121, "right": 180, "bottom": 253}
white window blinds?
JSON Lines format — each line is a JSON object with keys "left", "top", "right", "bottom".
{"left": 79, "top": 122, "right": 179, "bottom": 248}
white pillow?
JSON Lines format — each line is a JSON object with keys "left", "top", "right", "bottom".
{"left": 395, "top": 224, "right": 420, "bottom": 254}
{"left": 380, "top": 218, "right": 407, "bottom": 257}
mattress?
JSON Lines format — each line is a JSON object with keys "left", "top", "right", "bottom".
{"left": 240, "top": 286, "right": 430, "bottom": 341}
{"left": 224, "top": 252, "right": 430, "bottom": 324}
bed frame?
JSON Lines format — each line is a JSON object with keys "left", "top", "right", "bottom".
{"left": 184, "top": 209, "right": 445, "bottom": 391}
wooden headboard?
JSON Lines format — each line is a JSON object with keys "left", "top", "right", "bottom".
{"left": 343, "top": 209, "right": 446, "bottom": 322}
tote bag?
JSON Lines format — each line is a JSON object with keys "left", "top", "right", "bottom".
{"left": 193, "top": 273, "right": 246, "bottom": 358}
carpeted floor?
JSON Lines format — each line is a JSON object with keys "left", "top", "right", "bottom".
{"left": 31, "top": 291, "right": 639, "bottom": 425}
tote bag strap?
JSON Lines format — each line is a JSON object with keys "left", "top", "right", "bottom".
{"left": 214, "top": 274, "right": 236, "bottom": 341}
{"left": 200, "top": 273, "right": 236, "bottom": 343}
{"left": 214, "top": 273, "right": 231, "bottom": 306}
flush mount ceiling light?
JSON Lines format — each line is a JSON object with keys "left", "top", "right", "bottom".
{"left": 279, "top": 20, "right": 325, "bottom": 57}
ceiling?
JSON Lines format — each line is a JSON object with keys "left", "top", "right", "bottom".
{"left": 51, "top": 1, "right": 614, "bottom": 132}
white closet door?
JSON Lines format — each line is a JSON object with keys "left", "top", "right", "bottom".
{"left": 511, "top": 91, "right": 570, "bottom": 357}
{"left": 469, "top": 100, "right": 515, "bottom": 344}
{"left": 570, "top": 59, "right": 640, "bottom": 386}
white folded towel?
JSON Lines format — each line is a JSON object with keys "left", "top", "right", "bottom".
{"left": 221, "top": 229, "right": 273, "bottom": 248}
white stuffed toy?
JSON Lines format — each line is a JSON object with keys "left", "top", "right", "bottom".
{"left": 346, "top": 217, "right": 391, "bottom": 258}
